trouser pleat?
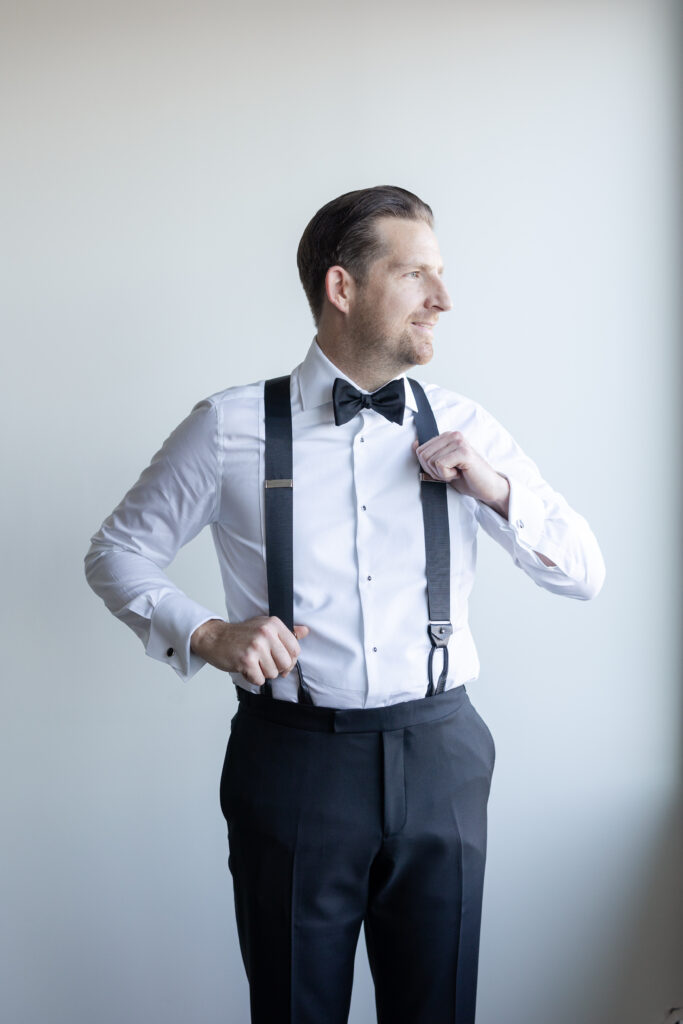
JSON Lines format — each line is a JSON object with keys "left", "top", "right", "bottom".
{"left": 381, "top": 728, "right": 407, "bottom": 835}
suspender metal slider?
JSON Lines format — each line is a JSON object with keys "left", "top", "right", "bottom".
{"left": 265, "top": 479, "right": 293, "bottom": 488}
{"left": 428, "top": 621, "right": 453, "bottom": 648}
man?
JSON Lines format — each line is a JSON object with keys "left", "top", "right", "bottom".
{"left": 85, "top": 186, "right": 605, "bottom": 1024}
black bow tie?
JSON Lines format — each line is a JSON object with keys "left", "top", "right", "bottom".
{"left": 332, "top": 377, "right": 406, "bottom": 426}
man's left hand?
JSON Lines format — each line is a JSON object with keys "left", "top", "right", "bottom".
{"left": 412, "top": 432, "right": 510, "bottom": 518}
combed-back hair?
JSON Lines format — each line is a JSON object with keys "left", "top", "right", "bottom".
{"left": 297, "top": 186, "right": 434, "bottom": 324}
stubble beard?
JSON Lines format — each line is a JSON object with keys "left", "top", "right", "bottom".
{"left": 349, "top": 305, "right": 434, "bottom": 380}
{"left": 396, "top": 328, "right": 433, "bottom": 368}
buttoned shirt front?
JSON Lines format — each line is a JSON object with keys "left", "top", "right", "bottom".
{"left": 85, "top": 338, "right": 605, "bottom": 708}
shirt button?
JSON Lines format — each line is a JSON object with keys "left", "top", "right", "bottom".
{"left": 360, "top": 436, "right": 365, "bottom": 443}
{"left": 166, "top": 648, "right": 174, "bottom": 657}
{"left": 367, "top": 575, "right": 372, "bottom": 581}
{"left": 361, "top": 505, "right": 367, "bottom": 511}
{"left": 516, "top": 519, "right": 525, "bottom": 530}
{"left": 372, "top": 647, "right": 377, "bottom": 653}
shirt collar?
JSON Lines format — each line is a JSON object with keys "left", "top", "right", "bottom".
{"left": 296, "top": 337, "right": 419, "bottom": 416}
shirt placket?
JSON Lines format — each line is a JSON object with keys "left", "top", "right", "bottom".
{"left": 352, "top": 411, "right": 381, "bottom": 701}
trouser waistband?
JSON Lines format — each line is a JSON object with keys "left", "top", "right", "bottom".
{"left": 235, "top": 684, "right": 468, "bottom": 733}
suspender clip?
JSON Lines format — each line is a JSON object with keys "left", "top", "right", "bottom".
{"left": 428, "top": 621, "right": 453, "bottom": 648}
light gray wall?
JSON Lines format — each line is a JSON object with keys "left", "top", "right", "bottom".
{"left": 2, "top": 2, "right": 681, "bottom": 1022}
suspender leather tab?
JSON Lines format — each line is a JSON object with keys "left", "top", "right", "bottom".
{"left": 428, "top": 621, "right": 453, "bottom": 647}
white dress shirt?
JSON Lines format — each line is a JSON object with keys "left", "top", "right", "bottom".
{"left": 85, "top": 338, "right": 605, "bottom": 708}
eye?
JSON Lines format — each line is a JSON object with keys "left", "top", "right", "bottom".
{"left": 406, "top": 271, "right": 420, "bottom": 279}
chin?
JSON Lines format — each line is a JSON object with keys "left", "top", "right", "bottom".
{"left": 411, "top": 341, "right": 434, "bottom": 365}
{"left": 395, "top": 331, "right": 433, "bottom": 369}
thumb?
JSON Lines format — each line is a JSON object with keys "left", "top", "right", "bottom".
{"left": 293, "top": 624, "right": 309, "bottom": 639}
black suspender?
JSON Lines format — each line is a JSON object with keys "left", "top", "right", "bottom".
{"left": 263, "top": 376, "right": 294, "bottom": 634}
{"left": 262, "top": 375, "right": 452, "bottom": 703}
{"left": 262, "top": 376, "right": 312, "bottom": 703}
{"left": 408, "top": 379, "right": 453, "bottom": 695}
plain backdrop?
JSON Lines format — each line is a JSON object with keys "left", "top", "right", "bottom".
{"left": 2, "top": 1, "right": 681, "bottom": 1022}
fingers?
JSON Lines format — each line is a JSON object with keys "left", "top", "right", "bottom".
{"left": 273, "top": 617, "right": 302, "bottom": 664}
{"left": 414, "top": 431, "right": 466, "bottom": 482}
{"left": 273, "top": 623, "right": 310, "bottom": 677}
{"left": 239, "top": 617, "right": 309, "bottom": 686}
{"left": 415, "top": 430, "right": 465, "bottom": 461}
{"left": 258, "top": 619, "right": 297, "bottom": 681}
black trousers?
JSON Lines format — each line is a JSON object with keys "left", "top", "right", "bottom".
{"left": 220, "top": 685, "right": 495, "bottom": 1024}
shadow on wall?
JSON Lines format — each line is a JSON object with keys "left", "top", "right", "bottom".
{"left": 591, "top": 800, "right": 683, "bottom": 1024}
{"left": 567, "top": 800, "right": 682, "bottom": 1024}
{"left": 479, "top": 782, "right": 683, "bottom": 1024}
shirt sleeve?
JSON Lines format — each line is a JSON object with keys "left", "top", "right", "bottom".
{"left": 472, "top": 403, "right": 606, "bottom": 600}
{"left": 84, "top": 398, "right": 225, "bottom": 680}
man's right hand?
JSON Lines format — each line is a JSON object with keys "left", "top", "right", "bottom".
{"left": 190, "top": 616, "right": 309, "bottom": 686}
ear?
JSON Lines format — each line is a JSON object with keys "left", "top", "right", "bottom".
{"left": 324, "top": 265, "right": 355, "bottom": 315}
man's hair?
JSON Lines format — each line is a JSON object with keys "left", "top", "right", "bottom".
{"left": 297, "top": 185, "right": 434, "bottom": 325}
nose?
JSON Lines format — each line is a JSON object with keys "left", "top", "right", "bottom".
{"left": 429, "top": 278, "right": 452, "bottom": 313}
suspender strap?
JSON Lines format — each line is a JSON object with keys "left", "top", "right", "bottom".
{"left": 408, "top": 379, "right": 453, "bottom": 696}
{"left": 263, "top": 376, "right": 312, "bottom": 703}
{"left": 262, "top": 375, "right": 452, "bottom": 703}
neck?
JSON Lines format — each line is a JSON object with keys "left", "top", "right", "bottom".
{"left": 316, "top": 333, "right": 409, "bottom": 393}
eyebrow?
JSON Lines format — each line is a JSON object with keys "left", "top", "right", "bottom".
{"left": 389, "top": 261, "right": 445, "bottom": 274}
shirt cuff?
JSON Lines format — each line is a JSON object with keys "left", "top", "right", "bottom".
{"left": 478, "top": 474, "right": 546, "bottom": 552}
{"left": 505, "top": 474, "right": 546, "bottom": 551}
{"left": 146, "top": 592, "right": 224, "bottom": 681}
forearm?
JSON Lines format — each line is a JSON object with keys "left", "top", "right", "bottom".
{"left": 190, "top": 617, "right": 230, "bottom": 665}
{"left": 479, "top": 472, "right": 510, "bottom": 520}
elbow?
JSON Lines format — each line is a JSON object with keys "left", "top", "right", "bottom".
{"left": 83, "top": 545, "right": 94, "bottom": 585}
{"left": 84, "top": 540, "right": 105, "bottom": 592}
{"left": 84, "top": 558, "right": 96, "bottom": 595}
{"left": 576, "top": 556, "right": 606, "bottom": 601}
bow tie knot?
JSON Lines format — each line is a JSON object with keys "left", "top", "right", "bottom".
{"left": 332, "top": 377, "right": 406, "bottom": 426}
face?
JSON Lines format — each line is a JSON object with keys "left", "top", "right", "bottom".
{"left": 346, "top": 216, "right": 452, "bottom": 376}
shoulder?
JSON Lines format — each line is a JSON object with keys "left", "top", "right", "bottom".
{"left": 197, "top": 379, "right": 265, "bottom": 415}
{"left": 187, "top": 379, "right": 266, "bottom": 429}
{"left": 182, "top": 378, "right": 269, "bottom": 447}
{"left": 408, "top": 377, "right": 494, "bottom": 436}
